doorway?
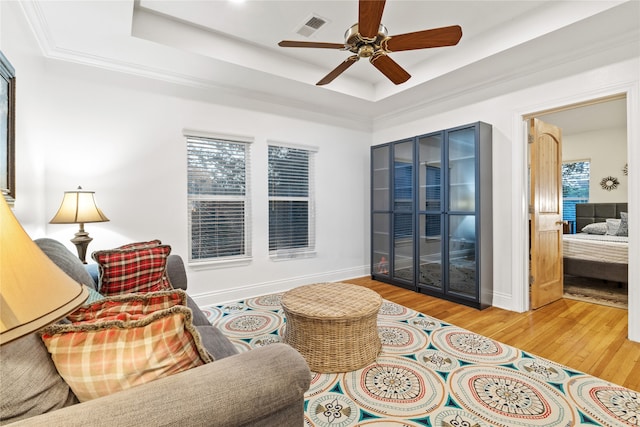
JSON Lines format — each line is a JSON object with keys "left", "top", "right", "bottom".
{"left": 526, "top": 95, "right": 628, "bottom": 309}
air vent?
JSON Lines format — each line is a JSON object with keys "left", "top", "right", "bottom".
{"left": 296, "top": 14, "right": 328, "bottom": 38}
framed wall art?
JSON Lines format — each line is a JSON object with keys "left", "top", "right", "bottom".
{"left": 0, "top": 50, "right": 15, "bottom": 204}
{"left": 600, "top": 176, "right": 620, "bottom": 191}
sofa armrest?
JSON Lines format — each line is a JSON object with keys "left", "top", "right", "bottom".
{"left": 166, "top": 254, "right": 187, "bottom": 290}
{"left": 9, "top": 344, "right": 310, "bottom": 427}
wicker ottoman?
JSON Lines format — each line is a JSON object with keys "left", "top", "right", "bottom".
{"left": 281, "top": 282, "right": 382, "bottom": 373}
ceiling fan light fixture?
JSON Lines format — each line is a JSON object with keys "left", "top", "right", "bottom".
{"left": 344, "top": 23, "right": 388, "bottom": 45}
{"left": 358, "top": 44, "right": 375, "bottom": 58}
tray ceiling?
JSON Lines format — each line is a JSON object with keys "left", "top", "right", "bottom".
{"left": 18, "top": 1, "right": 640, "bottom": 127}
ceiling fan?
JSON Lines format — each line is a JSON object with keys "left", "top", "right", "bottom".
{"left": 278, "top": 0, "right": 462, "bottom": 86}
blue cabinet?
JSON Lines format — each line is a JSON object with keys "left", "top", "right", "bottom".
{"left": 371, "top": 122, "right": 493, "bottom": 309}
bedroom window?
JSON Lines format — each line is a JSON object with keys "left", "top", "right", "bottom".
{"left": 268, "top": 143, "right": 316, "bottom": 259}
{"left": 562, "top": 160, "right": 590, "bottom": 231}
{"left": 186, "top": 133, "right": 252, "bottom": 264}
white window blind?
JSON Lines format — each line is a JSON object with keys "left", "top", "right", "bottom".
{"left": 268, "top": 144, "right": 316, "bottom": 259}
{"left": 187, "top": 135, "right": 251, "bottom": 263}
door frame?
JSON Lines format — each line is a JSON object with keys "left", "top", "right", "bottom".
{"left": 511, "top": 82, "right": 639, "bottom": 342}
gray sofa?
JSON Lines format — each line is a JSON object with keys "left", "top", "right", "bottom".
{"left": 0, "top": 239, "right": 311, "bottom": 426}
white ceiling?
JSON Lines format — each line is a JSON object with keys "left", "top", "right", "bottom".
{"left": 539, "top": 98, "right": 627, "bottom": 136}
{"left": 18, "top": 0, "right": 639, "bottom": 129}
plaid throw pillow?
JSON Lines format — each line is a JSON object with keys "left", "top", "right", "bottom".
{"left": 67, "top": 289, "right": 187, "bottom": 323}
{"left": 118, "top": 239, "right": 163, "bottom": 250}
{"left": 92, "top": 245, "right": 172, "bottom": 296}
{"left": 40, "top": 304, "right": 212, "bottom": 402}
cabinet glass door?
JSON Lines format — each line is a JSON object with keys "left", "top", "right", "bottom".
{"left": 371, "top": 145, "right": 390, "bottom": 277}
{"left": 372, "top": 145, "right": 390, "bottom": 211}
{"left": 447, "top": 127, "right": 478, "bottom": 299}
{"left": 372, "top": 213, "right": 390, "bottom": 276}
{"left": 447, "top": 214, "right": 476, "bottom": 297}
{"left": 392, "top": 141, "right": 414, "bottom": 282}
{"left": 417, "top": 134, "right": 442, "bottom": 290}
{"left": 448, "top": 127, "right": 476, "bottom": 212}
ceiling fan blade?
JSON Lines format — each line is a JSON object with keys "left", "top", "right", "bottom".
{"left": 278, "top": 40, "right": 346, "bottom": 49}
{"left": 317, "top": 55, "right": 359, "bottom": 86}
{"left": 359, "top": 0, "right": 386, "bottom": 39}
{"left": 369, "top": 52, "right": 410, "bottom": 85}
{"left": 382, "top": 25, "right": 462, "bottom": 52}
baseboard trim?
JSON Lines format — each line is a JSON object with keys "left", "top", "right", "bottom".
{"left": 491, "top": 290, "right": 519, "bottom": 312}
{"left": 191, "top": 266, "right": 369, "bottom": 307}
{"left": 190, "top": 266, "right": 522, "bottom": 313}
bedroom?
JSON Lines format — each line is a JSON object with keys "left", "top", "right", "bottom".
{"left": 538, "top": 97, "right": 628, "bottom": 309}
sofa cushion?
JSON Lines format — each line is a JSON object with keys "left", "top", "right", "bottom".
{"left": 0, "top": 333, "right": 78, "bottom": 424}
{"left": 92, "top": 245, "right": 172, "bottom": 295}
{"left": 41, "top": 304, "right": 212, "bottom": 402}
{"left": 186, "top": 294, "right": 213, "bottom": 327}
{"left": 196, "top": 325, "right": 239, "bottom": 360}
{"left": 67, "top": 289, "right": 187, "bottom": 323}
{"left": 35, "top": 238, "right": 98, "bottom": 290}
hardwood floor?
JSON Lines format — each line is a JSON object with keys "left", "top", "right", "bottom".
{"left": 344, "top": 276, "right": 640, "bottom": 391}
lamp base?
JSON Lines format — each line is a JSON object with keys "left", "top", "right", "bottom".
{"left": 71, "top": 229, "right": 93, "bottom": 264}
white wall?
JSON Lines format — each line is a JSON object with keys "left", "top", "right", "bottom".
{"left": 2, "top": 1, "right": 372, "bottom": 305}
{"left": 563, "top": 128, "right": 628, "bottom": 202}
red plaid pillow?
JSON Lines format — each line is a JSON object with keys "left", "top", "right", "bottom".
{"left": 118, "top": 239, "right": 163, "bottom": 250}
{"left": 92, "top": 245, "right": 172, "bottom": 296}
{"left": 67, "top": 290, "right": 187, "bottom": 323}
{"left": 41, "top": 306, "right": 212, "bottom": 402}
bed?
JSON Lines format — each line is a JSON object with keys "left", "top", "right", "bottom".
{"left": 563, "top": 202, "right": 628, "bottom": 283}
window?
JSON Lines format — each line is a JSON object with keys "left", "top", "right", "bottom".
{"left": 268, "top": 143, "right": 316, "bottom": 258}
{"left": 562, "top": 160, "right": 590, "bottom": 231}
{"left": 187, "top": 134, "right": 251, "bottom": 263}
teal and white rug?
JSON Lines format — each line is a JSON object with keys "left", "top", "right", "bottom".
{"left": 201, "top": 293, "right": 638, "bottom": 426}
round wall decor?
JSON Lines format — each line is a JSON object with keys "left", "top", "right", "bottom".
{"left": 600, "top": 176, "right": 619, "bottom": 191}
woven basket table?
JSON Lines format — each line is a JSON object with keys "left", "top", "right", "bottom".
{"left": 281, "top": 282, "right": 382, "bottom": 373}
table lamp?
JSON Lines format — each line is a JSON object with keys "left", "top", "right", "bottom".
{"left": 0, "top": 196, "right": 88, "bottom": 345}
{"left": 49, "top": 186, "right": 109, "bottom": 264}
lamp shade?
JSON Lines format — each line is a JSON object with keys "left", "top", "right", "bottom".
{"left": 0, "top": 197, "right": 88, "bottom": 345}
{"left": 49, "top": 187, "right": 109, "bottom": 224}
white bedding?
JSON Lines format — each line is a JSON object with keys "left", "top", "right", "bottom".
{"left": 563, "top": 233, "right": 628, "bottom": 264}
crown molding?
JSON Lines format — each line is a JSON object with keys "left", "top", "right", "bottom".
{"left": 373, "top": 21, "right": 639, "bottom": 129}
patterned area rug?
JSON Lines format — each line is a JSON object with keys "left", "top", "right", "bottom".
{"left": 201, "top": 293, "right": 638, "bottom": 426}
